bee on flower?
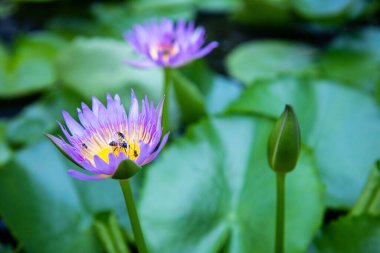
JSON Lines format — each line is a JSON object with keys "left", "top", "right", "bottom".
{"left": 123, "top": 18, "right": 218, "bottom": 68}
{"left": 47, "top": 90, "right": 169, "bottom": 180}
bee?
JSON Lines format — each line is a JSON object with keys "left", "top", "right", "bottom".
{"left": 109, "top": 132, "right": 128, "bottom": 152}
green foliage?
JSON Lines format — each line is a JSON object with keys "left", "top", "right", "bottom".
{"left": 0, "top": 121, "right": 12, "bottom": 167}
{"left": 57, "top": 37, "right": 163, "bottom": 102}
{"left": 94, "top": 211, "right": 131, "bottom": 253}
{"left": 226, "top": 41, "right": 317, "bottom": 84}
{"left": 0, "top": 33, "right": 66, "bottom": 98}
{"left": 0, "top": 140, "right": 130, "bottom": 253}
{"left": 315, "top": 215, "right": 380, "bottom": 253}
{"left": 228, "top": 78, "right": 380, "bottom": 208}
{"left": 140, "top": 116, "right": 324, "bottom": 253}
{"left": 1, "top": 1, "right": 380, "bottom": 252}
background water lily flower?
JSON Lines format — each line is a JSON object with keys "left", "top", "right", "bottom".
{"left": 47, "top": 90, "right": 169, "bottom": 180}
{"left": 123, "top": 18, "right": 219, "bottom": 68}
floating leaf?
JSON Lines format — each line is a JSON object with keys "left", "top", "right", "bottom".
{"left": 5, "top": 88, "right": 83, "bottom": 146}
{"left": 315, "top": 215, "right": 380, "bottom": 253}
{"left": 0, "top": 140, "right": 129, "bottom": 253}
{"left": 226, "top": 41, "right": 317, "bottom": 84}
{"left": 0, "top": 33, "right": 66, "bottom": 98}
{"left": 228, "top": 77, "right": 380, "bottom": 208}
{"left": 318, "top": 50, "right": 380, "bottom": 91}
{"left": 331, "top": 27, "right": 380, "bottom": 61}
{"left": 171, "top": 70, "right": 207, "bottom": 125}
{"left": 140, "top": 116, "right": 324, "bottom": 253}
{"left": 0, "top": 121, "right": 12, "bottom": 168}
{"left": 57, "top": 37, "right": 163, "bottom": 101}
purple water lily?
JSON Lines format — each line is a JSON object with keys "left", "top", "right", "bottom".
{"left": 47, "top": 90, "right": 169, "bottom": 180}
{"left": 124, "top": 18, "right": 218, "bottom": 68}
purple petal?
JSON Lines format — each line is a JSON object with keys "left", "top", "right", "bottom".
{"left": 78, "top": 103, "right": 100, "bottom": 131}
{"left": 46, "top": 133, "right": 83, "bottom": 165}
{"left": 135, "top": 141, "right": 151, "bottom": 166}
{"left": 142, "top": 132, "right": 169, "bottom": 165}
{"left": 62, "top": 111, "right": 84, "bottom": 136}
{"left": 192, "top": 41, "right": 219, "bottom": 59}
{"left": 67, "top": 170, "right": 110, "bottom": 181}
{"left": 129, "top": 89, "right": 139, "bottom": 123}
{"left": 93, "top": 155, "right": 114, "bottom": 175}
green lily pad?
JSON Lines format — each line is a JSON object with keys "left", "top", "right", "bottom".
{"left": 57, "top": 37, "right": 163, "bottom": 101}
{"left": 234, "top": 0, "right": 294, "bottom": 26}
{"left": 205, "top": 75, "right": 242, "bottom": 114}
{"left": 0, "top": 33, "right": 66, "bottom": 98}
{"left": 226, "top": 40, "right": 317, "bottom": 85}
{"left": 318, "top": 49, "right": 380, "bottom": 91}
{"left": 171, "top": 70, "right": 207, "bottom": 125}
{"left": 5, "top": 88, "right": 83, "bottom": 146}
{"left": 140, "top": 116, "right": 324, "bottom": 253}
{"left": 0, "top": 139, "right": 129, "bottom": 253}
{"left": 227, "top": 77, "right": 380, "bottom": 208}
{"left": 0, "top": 121, "right": 12, "bottom": 168}
{"left": 291, "top": 0, "right": 353, "bottom": 19}
{"left": 315, "top": 215, "right": 380, "bottom": 253}
{"left": 330, "top": 27, "right": 380, "bottom": 62}
{"left": 91, "top": 2, "right": 194, "bottom": 38}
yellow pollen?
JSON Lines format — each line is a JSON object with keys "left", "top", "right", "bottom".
{"left": 128, "top": 142, "right": 140, "bottom": 161}
{"left": 97, "top": 147, "right": 112, "bottom": 163}
{"left": 150, "top": 43, "right": 179, "bottom": 63}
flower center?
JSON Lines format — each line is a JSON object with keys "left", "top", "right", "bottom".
{"left": 150, "top": 42, "right": 179, "bottom": 63}
{"left": 97, "top": 147, "right": 113, "bottom": 163}
{"left": 95, "top": 141, "right": 140, "bottom": 164}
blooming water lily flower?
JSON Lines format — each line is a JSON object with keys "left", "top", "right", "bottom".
{"left": 124, "top": 18, "right": 218, "bottom": 68}
{"left": 47, "top": 90, "right": 169, "bottom": 180}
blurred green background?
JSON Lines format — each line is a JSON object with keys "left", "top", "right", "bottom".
{"left": 1, "top": 0, "right": 380, "bottom": 252}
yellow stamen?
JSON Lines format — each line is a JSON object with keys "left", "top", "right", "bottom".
{"left": 150, "top": 48, "right": 159, "bottom": 60}
{"left": 128, "top": 142, "right": 140, "bottom": 161}
{"left": 149, "top": 43, "right": 179, "bottom": 63}
{"left": 97, "top": 147, "right": 112, "bottom": 163}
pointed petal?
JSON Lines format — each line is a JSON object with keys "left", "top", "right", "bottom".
{"left": 142, "top": 132, "right": 169, "bottom": 165}
{"left": 129, "top": 89, "right": 139, "bottom": 123}
{"left": 93, "top": 155, "right": 114, "bottom": 175}
{"left": 192, "top": 41, "right": 219, "bottom": 59}
{"left": 92, "top": 96, "right": 106, "bottom": 117}
{"left": 62, "top": 111, "right": 84, "bottom": 136}
{"left": 67, "top": 170, "right": 110, "bottom": 181}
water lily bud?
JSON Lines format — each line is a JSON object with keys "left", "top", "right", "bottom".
{"left": 267, "top": 105, "right": 301, "bottom": 173}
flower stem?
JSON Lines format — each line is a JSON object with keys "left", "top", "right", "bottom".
{"left": 275, "top": 172, "right": 286, "bottom": 253}
{"left": 119, "top": 179, "right": 148, "bottom": 253}
{"left": 163, "top": 67, "right": 172, "bottom": 133}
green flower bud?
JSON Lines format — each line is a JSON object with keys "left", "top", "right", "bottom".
{"left": 267, "top": 105, "right": 301, "bottom": 173}
{"left": 112, "top": 159, "right": 142, "bottom": 180}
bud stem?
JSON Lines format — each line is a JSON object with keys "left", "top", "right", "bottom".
{"left": 275, "top": 172, "right": 286, "bottom": 253}
{"left": 119, "top": 179, "right": 148, "bottom": 253}
{"left": 163, "top": 67, "right": 172, "bottom": 133}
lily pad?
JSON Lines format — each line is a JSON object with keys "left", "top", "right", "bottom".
{"left": 315, "top": 215, "right": 380, "bottom": 253}
{"left": 0, "top": 140, "right": 129, "bottom": 253}
{"left": 330, "top": 27, "right": 380, "bottom": 62}
{"left": 140, "top": 116, "right": 324, "bottom": 253}
{"left": 227, "top": 77, "right": 380, "bottom": 208}
{"left": 0, "top": 33, "right": 66, "bottom": 98}
{"left": 226, "top": 40, "right": 317, "bottom": 85}
{"left": 319, "top": 50, "right": 380, "bottom": 91}
{"left": 57, "top": 37, "right": 163, "bottom": 101}
{"left": 291, "top": 0, "right": 354, "bottom": 19}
